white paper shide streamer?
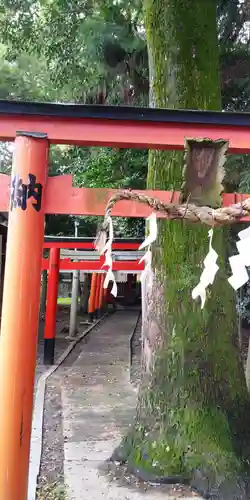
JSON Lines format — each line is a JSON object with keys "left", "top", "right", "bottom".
{"left": 228, "top": 226, "right": 250, "bottom": 291}
{"left": 139, "top": 213, "right": 158, "bottom": 278}
{"left": 192, "top": 229, "right": 219, "bottom": 309}
{"left": 139, "top": 213, "right": 158, "bottom": 251}
{"left": 98, "top": 213, "right": 158, "bottom": 297}
{"left": 99, "top": 216, "right": 117, "bottom": 297}
{"left": 96, "top": 204, "right": 250, "bottom": 310}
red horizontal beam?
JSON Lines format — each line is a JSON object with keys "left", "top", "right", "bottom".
{"left": 1, "top": 173, "right": 250, "bottom": 221}
{"left": 0, "top": 115, "right": 249, "bottom": 153}
{"left": 43, "top": 241, "right": 141, "bottom": 249}
{"left": 0, "top": 173, "right": 179, "bottom": 217}
{"left": 42, "top": 258, "right": 144, "bottom": 272}
{"left": 45, "top": 176, "right": 180, "bottom": 218}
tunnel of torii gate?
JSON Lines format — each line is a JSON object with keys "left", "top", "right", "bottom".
{"left": 1, "top": 101, "right": 250, "bottom": 499}
{"left": 41, "top": 236, "right": 144, "bottom": 365}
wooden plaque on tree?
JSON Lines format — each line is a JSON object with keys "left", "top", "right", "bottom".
{"left": 181, "top": 138, "right": 228, "bottom": 207}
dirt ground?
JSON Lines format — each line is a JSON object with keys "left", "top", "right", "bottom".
{"left": 35, "top": 307, "right": 143, "bottom": 495}
{"left": 35, "top": 306, "right": 91, "bottom": 498}
{"left": 34, "top": 308, "right": 202, "bottom": 500}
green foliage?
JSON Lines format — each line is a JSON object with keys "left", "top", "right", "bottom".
{"left": 1, "top": 0, "right": 249, "bottom": 109}
{"left": 67, "top": 147, "right": 147, "bottom": 189}
{"left": 218, "top": 0, "right": 249, "bottom": 46}
{"left": 0, "top": 1, "right": 149, "bottom": 237}
{"left": 47, "top": 145, "right": 147, "bottom": 236}
{"left": 0, "top": 42, "right": 76, "bottom": 102}
{"left": 1, "top": 0, "right": 147, "bottom": 104}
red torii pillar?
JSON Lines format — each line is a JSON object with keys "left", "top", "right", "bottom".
{"left": 0, "top": 133, "right": 48, "bottom": 500}
{"left": 97, "top": 273, "right": 105, "bottom": 317}
{"left": 88, "top": 272, "right": 97, "bottom": 321}
{"left": 44, "top": 247, "right": 60, "bottom": 365}
{"left": 94, "top": 273, "right": 101, "bottom": 317}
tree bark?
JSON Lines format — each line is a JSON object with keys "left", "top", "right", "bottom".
{"left": 245, "top": 337, "right": 250, "bottom": 393}
{"left": 120, "top": 0, "right": 250, "bottom": 496}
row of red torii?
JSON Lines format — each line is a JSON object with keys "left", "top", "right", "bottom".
{"left": 0, "top": 100, "right": 250, "bottom": 499}
{"left": 42, "top": 236, "right": 144, "bottom": 364}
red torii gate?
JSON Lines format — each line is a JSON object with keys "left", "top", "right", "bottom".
{"left": 42, "top": 237, "right": 144, "bottom": 364}
{"left": 0, "top": 100, "right": 250, "bottom": 499}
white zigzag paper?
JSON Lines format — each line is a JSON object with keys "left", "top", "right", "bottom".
{"left": 101, "top": 216, "right": 117, "bottom": 297}
{"left": 139, "top": 213, "right": 158, "bottom": 250}
{"left": 192, "top": 229, "right": 219, "bottom": 309}
{"left": 139, "top": 213, "right": 157, "bottom": 287}
{"left": 228, "top": 227, "right": 250, "bottom": 291}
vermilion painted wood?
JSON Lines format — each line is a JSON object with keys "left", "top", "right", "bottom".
{"left": 0, "top": 174, "right": 10, "bottom": 212}
{"left": 88, "top": 273, "right": 97, "bottom": 315}
{"left": 44, "top": 248, "right": 60, "bottom": 340}
{"left": 1, "top": 173, "right": 250, "bottom": 221}
{"left": 2, "top": 102, "right": 250, "bottom": 500}
{"left": 98, "top": 274, "right": 105, "bottom": 310}
{"left": 43, "top": 241, "right": 141, "bottom": 249}
{"left": 234, "top": 193, "right": 250, "bottom": 222}
{"left": 0, "top": 115, "right": 250, "bottom": 153}
{"left": 41, "top": 258, "right": 144, "bottom": 272}
{"left": 0, "top": 137, "right": 48, "bottom": 500}
{"left": 44, "top": 175, "right": 177, "bottom": 218}
{"left": 0, "top": 173, "right": 180, "bottom": 217}
{"left": 0, "top": 173, "right": 176, "bottom": 216}
{"left": 222, "top": 193, "right": 237, "bottom": 206}
{"left": 94, "top": 273, "right": 101, "bottom": 312}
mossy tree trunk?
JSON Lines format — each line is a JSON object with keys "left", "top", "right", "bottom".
{"left": 123, "top": 0, "right": 250, "bottom": 496}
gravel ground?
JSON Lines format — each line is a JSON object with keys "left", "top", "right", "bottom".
{"left": 33, "top": 308, "right": 143, "bottom": 499}
{"left": 36, "top": 374, "right": 65, "bottom": 497}
{"left": 35, "top": 306, "right": 71, "bottom": 382}
{"left": 34, "top": 306, "right": 93, "bottom": 499}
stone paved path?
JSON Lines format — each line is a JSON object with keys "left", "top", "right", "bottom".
{"left": 61, "top": 311, "right": 201, "bottom": 500}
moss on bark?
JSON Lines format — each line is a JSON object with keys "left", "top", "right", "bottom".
{"left": 120, "top": 0, "right": 250, "bottom": 496}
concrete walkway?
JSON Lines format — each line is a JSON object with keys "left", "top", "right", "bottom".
{"left": 62, "top": 311, "right": 200, "bottom": 499}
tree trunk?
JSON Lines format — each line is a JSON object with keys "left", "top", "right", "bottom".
{"left": 121, "top": 0, "right": 250, "bottom": 496}
{"left": 245, "top": 337, "right": 250, "bottom": 393}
